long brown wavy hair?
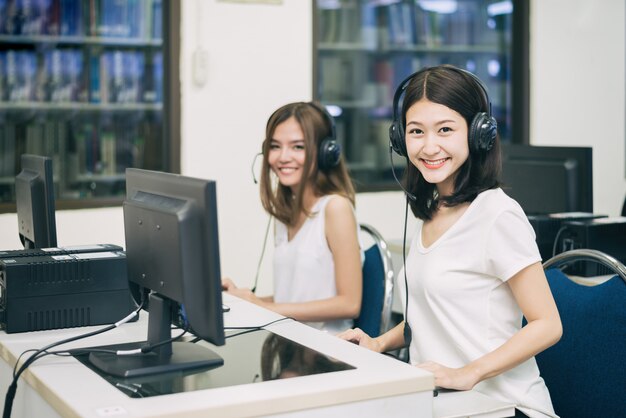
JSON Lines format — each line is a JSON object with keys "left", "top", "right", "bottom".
{"left": 259, "top": 102, "right": 355, "bottom": 226}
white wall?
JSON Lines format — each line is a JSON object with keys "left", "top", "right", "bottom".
{"left": 0, "top": 207, "right": 125, "bottom": 250}
{"left": 529, "top": 0, "right": 626, "bottom": 215}
{"left": 1, "top": 0, "right": 624, "bottom": 291}
{"left": 179, "top": 0, "right": 315, "bottom": 294}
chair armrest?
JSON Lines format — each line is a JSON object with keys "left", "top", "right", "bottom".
{"left": 542, "top": 249, "right": 626, "bottom": 284}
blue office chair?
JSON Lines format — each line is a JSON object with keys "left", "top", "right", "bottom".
{"left": 539, "top": 249, "right": 626, "bottom": 418}
{"left": 354, "top": 224, "right": 395, "bottom": 338}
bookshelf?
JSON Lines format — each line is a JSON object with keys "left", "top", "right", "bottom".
{"left": 0, "top": 0, "right": 179, "bottom": 212}
{"left": 314, "top": 0, "right": 529, "bottom": 191}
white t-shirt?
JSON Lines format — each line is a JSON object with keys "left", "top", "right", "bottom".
{"left": 398, "top": 188, "right": 557, "bottom": 418}
{"left": 273, "top": 195, "right": 355, "bottom": 335}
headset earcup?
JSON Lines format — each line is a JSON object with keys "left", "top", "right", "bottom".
{"left": 318, "top": 138, "right": 341, "bottom": 171}
{"left": 388, "top": 121, "right": 406, "bottom": 157}
{"left": 469, "top": 112, "right": 497, "bottom": 153}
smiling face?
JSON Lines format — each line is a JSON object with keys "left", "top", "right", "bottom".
{"left": 267, "top": 116, "right": 307, "bottom": 191}
{"left": 405, "top": 98, "right": 470, "bottom": 197}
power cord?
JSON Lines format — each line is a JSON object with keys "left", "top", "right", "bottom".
{"left": 552, "top": 226, "right": 569, "bottom": 257}
{"left": 251, "top": 215, "right": 272, "bottom": 293}
{"left": 3, "top": 306, "right": 141, "bottom": 418}
{"left": 189, "top": 317, "right": 295, "bottom": 343}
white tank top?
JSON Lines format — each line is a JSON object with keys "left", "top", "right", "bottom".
{"left": 273, "top": 195, "right": 354, "bottom": 334}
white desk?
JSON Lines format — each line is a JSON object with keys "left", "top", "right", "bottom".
{"left": 435, "top": 391, "right": 515, "bottom": 418}
{"left": 0, "top": 293, "right": 514, "bottom": 418}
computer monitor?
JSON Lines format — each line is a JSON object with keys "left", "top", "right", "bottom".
{"left": 88, "top": 168, "right": 225, "bottom": 378}
{"left": 15, "top": 154, "right": 58, "bottom": 249}
{"left": 501, "top": 144, "right": 593, "bottom": 214}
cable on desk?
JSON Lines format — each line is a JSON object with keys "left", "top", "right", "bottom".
{"left": 3, "top": 303, "right": 143, "bottom": 418}
{"left": 189, "top": 317, "right": 295, "bottom": 343}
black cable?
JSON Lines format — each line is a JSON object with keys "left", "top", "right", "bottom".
{"left": 251, "top": 216, "right": 272, "bottom": 293}
{"left": 190, "top": 317, "right": 295, "bottom": 343}
{"left": 225, "top": 317, "right": 294, "bottom": 339}
{"left": 139, "top": 327, "right": 188, "bottom": 353}
{"left": 552, "top": 226, "right": 569, "bottom": 257}
{"left": 402, "top": 198, "right": 412, "bottom": 346}
{"left": 3, "top": 305, "right": 142, "bottom": 418}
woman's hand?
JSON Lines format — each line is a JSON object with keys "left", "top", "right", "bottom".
{"left": 221, "top": 277, "right": 238, "bottom": 291}
{"left": 227, "top": 287, "right": 261, "bottom": 304}
{"left": 337, "top": 328, "right": 383, "bottom": 352}
{"left": 416, "top": 361, "right": 479, "bottom": 391}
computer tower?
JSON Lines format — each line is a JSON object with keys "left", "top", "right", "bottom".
{"left": 0, "top": 250, "right": 136, "bottom": 333}
{"left": 558, "top": 217, "right": 626, "bottom": 276}
{"left": 527, "top": 212, "right": 607, "bottom": 262}
{"left": 0, "top": 243, "right": 123, "bottom": 259}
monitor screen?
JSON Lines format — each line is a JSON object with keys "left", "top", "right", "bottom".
{"left": 15, "top": 154, "right": 58, "bottom": 249}
{"left": 501, "top": 144, "right": 593, "bottom": 215}
{"left": 88, "top": 168, "right": 225, "bottom": 378}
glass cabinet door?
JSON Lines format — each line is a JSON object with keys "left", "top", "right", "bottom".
{"left": 315, "top": 0, "right": 519, "bottom": 190}
{"left": 0, "top": 0, "right": 168, "bottom": 210}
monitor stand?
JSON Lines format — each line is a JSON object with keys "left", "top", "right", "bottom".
{"left": 88, "top": 294, "right": 223, "bottom": 378}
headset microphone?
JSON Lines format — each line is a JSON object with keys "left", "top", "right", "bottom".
{"left": 389, "top": 146, "right": 416, "bottom": 201}
{"left": 251, "top": 152, "right": 262, "bottom": 184}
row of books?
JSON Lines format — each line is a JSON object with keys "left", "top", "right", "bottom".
{"left": 319, "top": 1, "right": 503, "bottom": 48}
{"left": 0, "top": 49, "right": 163, "bottom": 104}
{"left": 320, "top": 52, "right": 507, "bottom": 107}
{"left": 0, "top": 117, "right": 163, "bottom": 181}
{"left": 0, "top": 0, "right": 162, "bottom": 39}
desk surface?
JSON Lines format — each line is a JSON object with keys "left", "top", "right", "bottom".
{"left": 0, "top": 293, "right": 434, "bottom": 418}
{"left": 0, "top": 293, "right": 515, "bottom": 418}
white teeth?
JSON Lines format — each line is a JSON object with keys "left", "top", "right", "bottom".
{"left": 424, "top": 158, "right": 447, "bottom": 165}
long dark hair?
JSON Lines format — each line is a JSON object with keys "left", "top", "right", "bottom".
{"left": 401, "top": 65, "right": 501, "bottom": 220}
{"left": 259, "top": 102, "right": 355, "bottom": 226}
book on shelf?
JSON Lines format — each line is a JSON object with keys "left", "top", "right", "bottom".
{"left": 42, "top": 48, "right": 85, "bottom": 102}
{"left": 0, "top": 51, "right": 5, "bottom": 101}
{"left": 99, "top": 49, "right": 146, "bottom": 104}
{"left": 3, "top": 50, "right": 37, "bottom": 102}
{"left": 0, "top": 0, "right": 161, "bottom": 39}
{"left": 387, "top": 2, "right": 416, "bottom": 47}
{"left": 0, "top": 123, "right": 17, "bottom": 177}
{"left": 100, "top": 130, "right": 116, "bottom": 175}
{"left": 60, "top": 0, "right": 85, "bottom": 36}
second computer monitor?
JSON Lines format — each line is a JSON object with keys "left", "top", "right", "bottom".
{"left": 15, "top": 154, "right": 58, "bottom": 249}
{"left": 501, "top": 144, "right": 593, "bottom": 215}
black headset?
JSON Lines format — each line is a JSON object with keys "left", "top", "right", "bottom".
{"left": 389, "top": 66, "right": 498, "bottom": 158}
{"left": 308, "top": 102, "right": 342, "bottom": 171}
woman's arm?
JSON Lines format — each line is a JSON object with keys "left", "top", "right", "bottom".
{"left": 418, "top": 262, "right": 562, "bottom": 390}
{"left": 221, "top": 278, "right": 274, "bottom": 303}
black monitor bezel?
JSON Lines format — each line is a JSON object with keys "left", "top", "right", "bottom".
{"left": 123, "top": 168, "right": 225, "bottom": 345}
{"left": 501, "top": 144, "right": 593, "bottom": 214}
{"left": 87, "top": 168, "right": 225, "bottom": 378}
{"left": 15, "top": 154, "right": 58, "bottom": 249}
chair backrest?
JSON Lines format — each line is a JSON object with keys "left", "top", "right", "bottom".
{"left": 354, "top": 223, "right": 394, "bottom": 337}
{"left": 538, "top": 250, "right": 626, "bottom": 418}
